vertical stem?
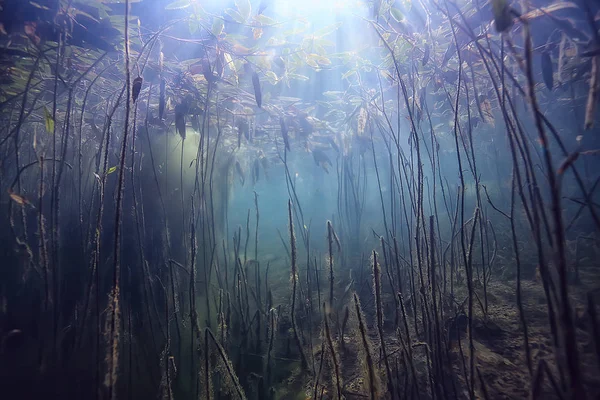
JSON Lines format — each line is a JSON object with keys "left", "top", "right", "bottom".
{"left": 106, "top": 3, "right": 131, "bottom": 398}
{"left": 327, "top": 220, "right": 335, "bottom": 312}
{"left": 354, "top": 293, "right": 378, "bottom": 400}
{"left": 523, "top": 19, "right": 583, "bottom": 399}
{"left": 373, "top": 251, "right": 394, "bottom": 395}
{"left": 323, "top": 303, "right": 342, "bottom": 400}
{"left": 289, "top": 200, "right": 309, "bottom": 371}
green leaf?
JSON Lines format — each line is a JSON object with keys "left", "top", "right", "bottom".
{"left": 223, "top": 52, "right": 236, "bottom": 72}
{"left": 277, "top": 96, "right": 303, "bottom": 102}
{"left": 224, "top": 8, "right": 245, "bottom": 24}
{"left": 43, "top": 106, "right": 54, "bottom": 134}
{"left": 212, "top": 18, "right": 224, "bottom": 36}
{"left": 313, "top": 44, "right": 327, "bottom": 56}
{"left": 323, "top": 91, "right": 343, "bottom": 98}
{"left": 74, "top": 9, "right": 99, "bottom": 22}
{"left": 254, "top": 14, "right": 277, "bottom": 25}
{"left": 30, "top": 1, "right": 51, "bottom": 10}
{"left": 390, "top": 7, "right": 404, "bottom": 22}
{"left": 315, "top": 55, "right": 331, "bottom": 66}
{"left": 399, "top": 0, "right": 412, "bottom": 11}
{"left": 265, "top": 70, "right": 278, "bottom": 84}
{"left": 306, "top": 57, "right": 319, "bottom": 68}
{"left": 165, "top": 0, "right": 191, "bottom": 10}
{"left": 287, "top": 73, "right": 309, "bottom": 81}
{"left": 107, "top": 166, "right": 117, "bottom": 175}
{"left": 179, "top": 58, "right": 205, "bottom": 68}
{"left": 235, "top": 0, "right": 251, "bottom": 22}
{"left": 341, "top": 69, "right": 357, "bottom": 80}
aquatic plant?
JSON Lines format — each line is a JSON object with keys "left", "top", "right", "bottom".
{"left": 0, "top": 0, "right": 599, "bottom": 399}
{"left": 322, "top": 302, "right": 343, "bottom": 400}
{"left": 353, "top": 292, "right": 380, "bottom": 400}
{"left": 288, "top": 198, "right": 309, "bottom": 371}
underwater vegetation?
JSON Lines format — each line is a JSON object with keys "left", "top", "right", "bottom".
{"left": 1, "top": 0, "right": 600, "bottom": 399}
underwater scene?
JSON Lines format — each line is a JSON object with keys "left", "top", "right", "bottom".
{"left": 1, "top": 0, "right": 600, "bottom": 399}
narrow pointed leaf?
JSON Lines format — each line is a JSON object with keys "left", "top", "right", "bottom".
{"left": 212, "top": 18, "right": 224, "bottom": 37}
{"left": 132, "top": 76, "right": 143, "bottom": 103}
{"left": 541, "top": 52, "right": 554, "bottom": 90}
{"left": 8, "top": 189, "right": 29, "bottom": 206}
{"left": 252, "top": 72, "right": 262, "bottom": 108}
{"left": 175, "top": 104, "right": 186, "bottom": 139}
{"left": 390, "top": 8, "right": 403, "bottom": 22}
{"left": 165, "top": 0, "right": 191, "bottom": 10}
{"left": 43, "top": 106, "right": 54, "bottom": 134}
{"left": 235, "top": 0, "right": 251, "bottom": 21}
{"left": 159, "top": 78, "right": 166, "bottom": 120}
